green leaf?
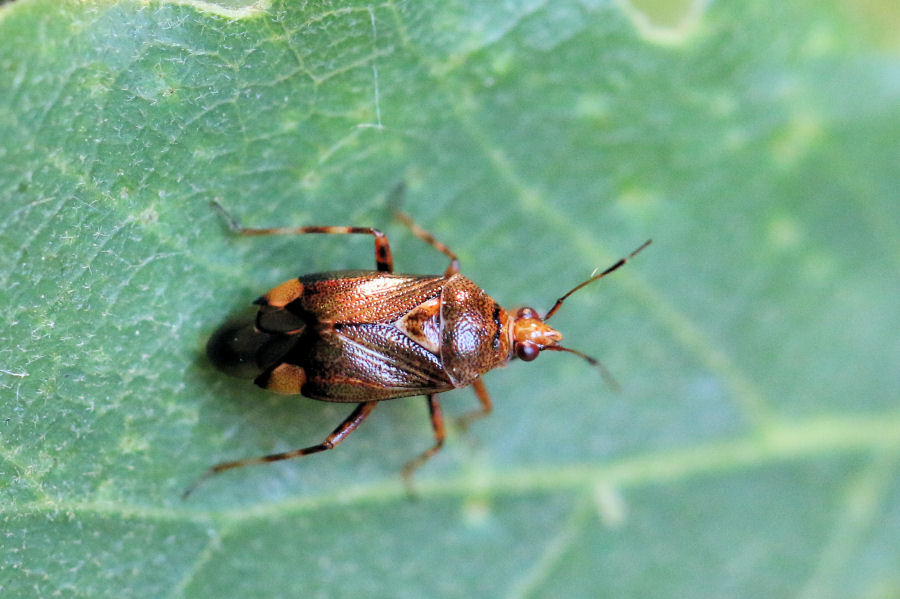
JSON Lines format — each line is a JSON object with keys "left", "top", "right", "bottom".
{"left": 2, "top": 0, "right": 899, "bottom": 597}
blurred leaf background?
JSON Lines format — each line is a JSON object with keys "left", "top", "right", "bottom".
{"left": 1, "top": 0, "right": 899, "bottom": 597}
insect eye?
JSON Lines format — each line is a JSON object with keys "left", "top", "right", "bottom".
{"left": 515, "top": 341, "right": 540, "bottom": 362}
{"left": 516, "top": 307, "right": 537, "bottom": 319}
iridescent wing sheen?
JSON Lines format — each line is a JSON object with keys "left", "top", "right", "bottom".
{"left": 286, "top": 323, "right": 455, "bottom": 402}
{"left": 291, "top": 270, "right": 448, "bottom": 324}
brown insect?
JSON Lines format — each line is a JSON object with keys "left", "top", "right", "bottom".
{"left": 184, "top": 201, "right": 650, "bottom": 497}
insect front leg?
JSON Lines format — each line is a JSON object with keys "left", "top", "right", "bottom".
{"left": 401, "top": 394, "right": 446, "bottom": 495}
{"left": 183, "top": 401, "right": 377, "bottom": 498}
{"left": 210, "top": 201, "right": 395, "bottom": 272}
{"left": 457, "top": 378, "right": 493, "bottom": 432}
{"left": 393, "top": 211, "right": 460, "bottom": 277}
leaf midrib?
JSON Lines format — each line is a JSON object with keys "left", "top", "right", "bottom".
{"left": 7, "top": 411, "right": 898, "bottom": 524}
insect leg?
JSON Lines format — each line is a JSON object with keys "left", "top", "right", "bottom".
{"left": 182, "top": 401, "right": 377, "bottom": 498}
{"left": 393, "top": 210, "right": 460, "bottom": 277}
{"left": 211, "top": 201, "right": 394, "bottom": 272}
{"left": 457, "top": 378, "right": 493, "bottom": 431}
{"left": 401, "top": 394, "right": 446, "bottom": 494}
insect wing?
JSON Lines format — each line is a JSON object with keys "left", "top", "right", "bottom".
{"left": 258, "top": 271, "right": 455, "bottom": 402}
{"left": 295, "top": 322, "right": 454, "bottom": 402}
{"left": 292, "top": 270, "right": 448, "bottom": 324}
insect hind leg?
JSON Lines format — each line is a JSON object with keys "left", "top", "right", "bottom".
{"left": 210, "top": 200, "right": 395, "bottom": 272}
{"left": 387, "top": 187, "right": 459, "bottom": 276}
{"left": 182, "top": 401, "right": 377, "bottom": 499}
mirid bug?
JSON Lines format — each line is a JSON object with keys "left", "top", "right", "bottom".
{"left": 184, "top": 201, "right": 649, "bottom": 497}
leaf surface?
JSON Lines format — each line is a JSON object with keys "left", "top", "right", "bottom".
{"left": 2, "top": 1, "right": 899, "bottom": 597}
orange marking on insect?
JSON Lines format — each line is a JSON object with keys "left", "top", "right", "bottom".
{"left": 261, "top": 279, "right": 304, "bottom": 308}
{"left": 264, "top": 363, "right": 307, "bottom": 394}
{"left": 512, "top": 316, "right": 563, "bottom": 346}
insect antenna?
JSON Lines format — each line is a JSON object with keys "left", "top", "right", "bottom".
{"left": 543, "top": 345, "right": 621, "bottom": 392}
{"left": 544, "top": 239, "right": 651, "bottom": 321}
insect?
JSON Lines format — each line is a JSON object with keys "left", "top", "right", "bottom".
{"left": 183, "top": 200, "right": 650, "bottom": 497}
